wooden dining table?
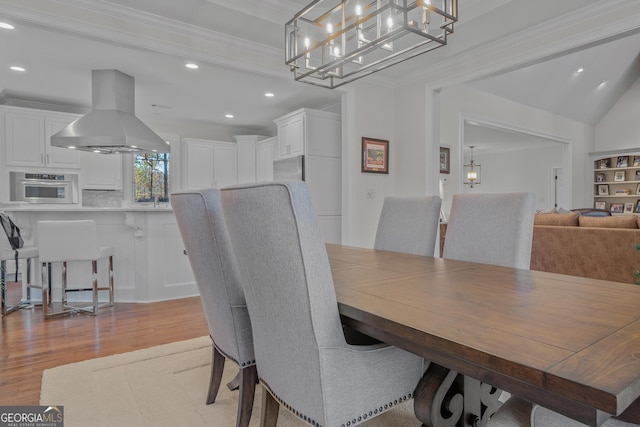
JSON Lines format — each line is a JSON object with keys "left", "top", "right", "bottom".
{"left": 327, "top": 244, "right": 640, "bottom": 427}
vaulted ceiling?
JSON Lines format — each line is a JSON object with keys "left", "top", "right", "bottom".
{"left": 0, "top": 0, "right": 639, "bottom": 139}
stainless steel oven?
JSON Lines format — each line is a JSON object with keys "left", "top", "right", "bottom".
{"left": 10, "top": 172, "right": 79, "bottom": 204}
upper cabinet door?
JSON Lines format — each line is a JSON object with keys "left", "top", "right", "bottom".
{"left": 213, "top": 143, "right": 238, "bottom": 188}
{"left": 183, "top": 140, "right": 215, "bottom": 189}
{"left": 4, "top": 111, "right": 45, "bottom": 167}
{"left": 276, "top": 115, "right": 304, "bottom": 159}
{"left": 3, "top": 110, "right": 81, "bottom": 169}
{"left": 45, "top": 118, "right": 81, "bottom": 169}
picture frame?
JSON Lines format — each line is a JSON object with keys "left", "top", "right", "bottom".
{"left": 361, "top": 137, "right": 389, "bottom": 174}
{"left": 595, "top": 173, "right": 606, "bottom": 182}
{"left": 635, "top": 170, "right": 640, "bottom": 181}
{"left": 439, "top": 147, "right": 450, "bottom": 174}
{"left": 634, "top": 157, "right": 640, "bottom": 167}
{"left": 625, "top": 202, "right": 634, "bottom": 214}
{"left": 617, "top": 156, "right": 628, "bottom": 168}
{"left": 610, "top": 203, "right": 624, "bottom": 214}
{"left": 598, "top": 184, "right": 609, "bottom": 196}
{"left": 635, "top": 199, "right": 640, "bottom": 213}
{"left": 636, "top": 183, "right": 640, "bottom": 195}
{"left": 614, "top": 171, "right": 626, "bottom": 182}
{"left": 594, "top": 201, "right": 606, "bottom": 210}
{"left": 599, "top": 158, "right": 610, "bottom": 169}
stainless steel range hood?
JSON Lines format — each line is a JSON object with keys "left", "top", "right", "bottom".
{"left": 51, "top": 69, "right": 169, "bottom": 154}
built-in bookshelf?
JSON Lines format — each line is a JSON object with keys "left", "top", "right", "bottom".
{"left": 593, "top": 153, "right": 640, "bottom": 215}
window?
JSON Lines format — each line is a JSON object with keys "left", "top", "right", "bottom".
{"left": 133, "top": 153, "right": 170, "bottom": 203}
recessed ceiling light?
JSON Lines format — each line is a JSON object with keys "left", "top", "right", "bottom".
{"left": 576, "top": 67, "right": 584, "bottom": 73}
{"left": 225, "top": 114, "right": 234, "bottom": 119}
{"left": 185, "top": 63, "right": 199, "bottom": 69}
{"left": 265, "top": 92, "right": 275, "bottom": 97}
{"left": 10, "top": 66, "right": 25, "bottom": 72}
{"left": 0, "top": 22, "right": 14, "bottom": 30}
{"left": 597, "top": 80, "right": 608, "bottom": 88}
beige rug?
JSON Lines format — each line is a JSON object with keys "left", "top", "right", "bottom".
{"left": 41, "top": 336, "right": 420, "bottom": 427}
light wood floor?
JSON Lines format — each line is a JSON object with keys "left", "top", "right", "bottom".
{"left": 0, "top": 293, "right": 208, "bottom": 405}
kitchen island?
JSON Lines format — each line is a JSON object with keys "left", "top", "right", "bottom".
{"left": 2, "top": 206, "right": 196, "bottom": 303}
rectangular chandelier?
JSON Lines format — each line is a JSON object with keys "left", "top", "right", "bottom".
{"left": 285, "top": 0, "right": 458, "bottom": 89}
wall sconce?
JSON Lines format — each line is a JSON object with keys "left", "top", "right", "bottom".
{"left": 464, "top": 145, "right": 481, "bottom": 188}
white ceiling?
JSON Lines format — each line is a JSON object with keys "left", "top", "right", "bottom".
{"left": 0, "top": 0, "right": 638, "bottom": 139}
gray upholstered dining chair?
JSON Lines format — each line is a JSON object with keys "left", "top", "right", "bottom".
{"left": 487, "top": 396, "right": 640, "bottom": 427}
{"left": 220, "top": 181, "right": 424, "bottom": 427}
{"left": 171, "top": 189, "right": 257, "bottom": 427}
{"left": 443, "top": 192, "right": 536, "bottom": 269}
{"left": 374, "top": 195, "right": 442, "bottom": 256}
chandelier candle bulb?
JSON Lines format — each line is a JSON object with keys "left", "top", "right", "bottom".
{"left": 285, "top": 0, "right": 458, "bottom": 89}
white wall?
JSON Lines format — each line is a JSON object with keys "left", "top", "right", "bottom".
{"left": 342, "top": 81, "right": 395, "bottom": 248}
{"left": 467, "top": 144, "right": 564, "bottom": 211}
{"left": 595, "top": 78, "right": 640, "bottom": 152}
{"left": 438, "top": 86, "right": 594, "bottom": 213}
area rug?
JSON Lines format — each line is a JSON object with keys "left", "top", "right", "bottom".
{"left": 41, "top": 336, "right": 420, "bottom": 427}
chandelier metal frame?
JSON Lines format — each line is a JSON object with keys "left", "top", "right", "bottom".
{"left": 285, "top": 0, "right": 458, "bottom": 89}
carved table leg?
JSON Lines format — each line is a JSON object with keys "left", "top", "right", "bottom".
{"left": 414, "top": 363, "right": 504, "bottom": 427}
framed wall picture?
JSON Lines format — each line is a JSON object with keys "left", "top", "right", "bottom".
{"left": 610, "top": 203, "right": 624, "bottom": 214}
{"left": 361, "top": 137, "right": 389, "bottom": 174}
{"left": 625, "top": 203, "right": 635, "bottom": 214}
{"left": 439, "top": 147, "right": 450, "bottom": 174}
{"left": 595, "top": 201, "right": 606, "bottom": 210}
{"left": 614, "top": 171, "right": 626, "bottom": 182}
{"left": 617, "top": 156, "right": 629, "bottom": 168}
{"left": 598, "top": 184, "right": 609, "bottom": 196}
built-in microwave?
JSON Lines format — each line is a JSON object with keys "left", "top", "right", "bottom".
{"left": 10, "top": 172, "right": 79, "bottom": 204}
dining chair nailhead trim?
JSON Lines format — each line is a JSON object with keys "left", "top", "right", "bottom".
{"left": 261, "top": 377, "right": 412, "bottom": 427}
{"left": 213, "top": 342, "right": 256, "bottom": 367}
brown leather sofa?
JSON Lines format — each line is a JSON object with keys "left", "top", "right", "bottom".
{"left": 530, "top": 212, "right": 640, "bottom": 284}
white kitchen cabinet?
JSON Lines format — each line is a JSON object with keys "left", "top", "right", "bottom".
{"left": 256, "top": 136, "right": 276, "bottom": 182}
{"left": 273, "top": 108, "right": 341, "bottom": 160}
{"left": 182, "top": 138, "right": 238, "bottom": 189}
{"left": 81, "top": 151, "right": 123, "bottom": 190}
{"left": 274, "top": 108, "right": 342, "bottom": 243}
{"left": 3, "top": 107, "right": 81, "bottom": 169}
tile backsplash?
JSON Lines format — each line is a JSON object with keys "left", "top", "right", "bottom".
{"left": 82, "top": 190, "right": 125, "bottom": 207}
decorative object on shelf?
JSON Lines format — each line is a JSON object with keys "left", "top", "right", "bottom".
{"left": 599, "top": 158, "right": 610, "bottom": 169}
{"left": 285, "top": 0, "right": 458, "bottom": 89}
{"left": 636, "top": 184, "right": 640, "bottom": 195}
{"left": 614, "top": 171, "right": 626, "bottom": 182}
{"left": 617, "top": 156, "right": 628, "bottom": 168}
{"left": 463, "top": 145, "right": 481, "bottom": 188}
{"left": 636, "top": 199, "right": 640, "bottom": 213}
{"left": 624, "top": 203, "right": 634, "bottom": 214}
{"left": 595, "top": 201, "right": 606, "bottom": 210}
{"left": 615, "top": 188, "right": 631, "bottom": 195}
{"left": 439, "top": 146, "right": 450, "bottom": 174}
{"left": 610, "top": 203, "right": 624, "bottom": 214}
{"left": 635, "top": 170, "right": 640, "bottom": 181}
{"left": 361, "top": 137, "right": 389, "bottom": 174}
{"left": 596, "top": 173, "right": 605, "bottom": 182}
{"left": 634, "top": 157, "right": 640, "bottom": 167}
{"left": 598, "top": 184, "right": 609, "bottom": 196}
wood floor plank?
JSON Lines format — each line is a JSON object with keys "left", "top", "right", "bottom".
{"left": 0, "top": 295, "right": 208, "bottom": 405}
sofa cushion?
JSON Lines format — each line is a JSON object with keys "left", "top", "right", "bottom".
{"left": 578, "top": 216, "right": 638, "bottom": 229}
{"left": 534, "top": 212, "right": 579, "bottom": 226}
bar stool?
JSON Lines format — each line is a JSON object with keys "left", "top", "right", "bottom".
{"left": 1, "top": 237, "right": 40, "bottom": 316}
{"left": 37, "top": 220, "right": 114, "bottom": 317}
